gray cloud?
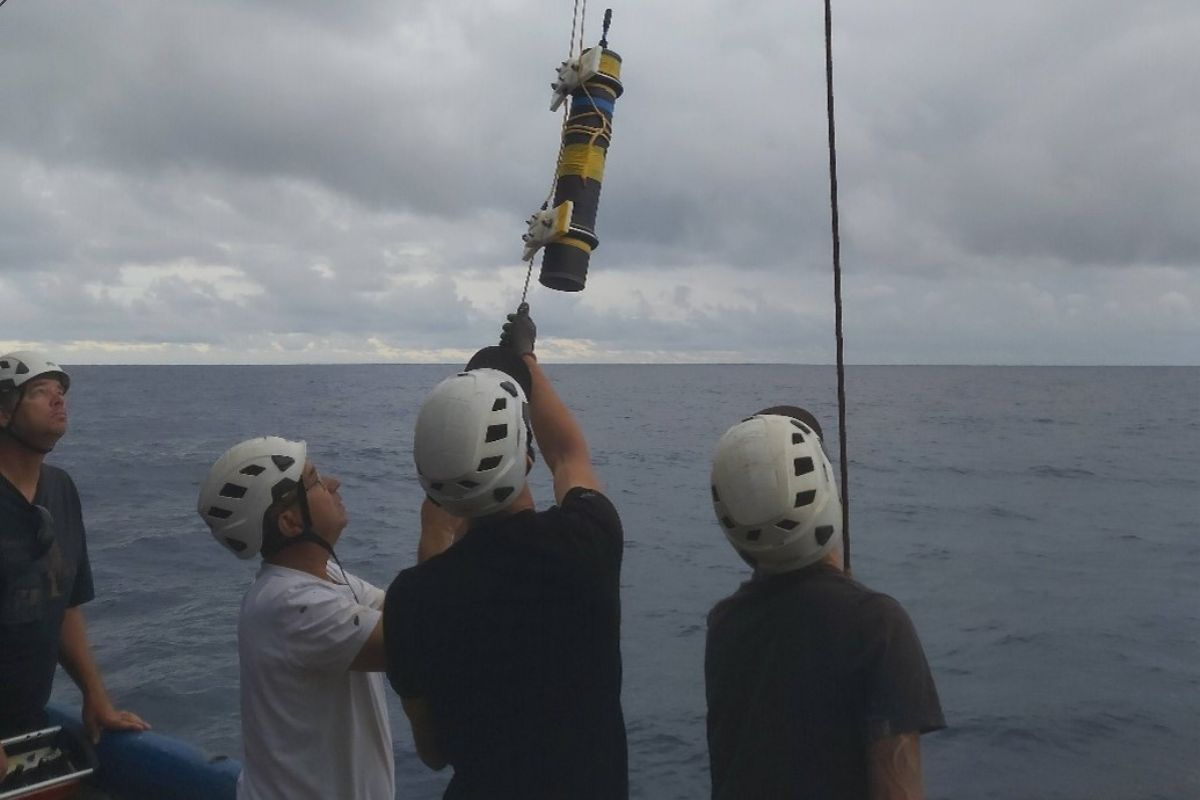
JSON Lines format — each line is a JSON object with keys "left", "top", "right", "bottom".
{"left": 1, "top": 0, "right": 1197, "bottom": 364}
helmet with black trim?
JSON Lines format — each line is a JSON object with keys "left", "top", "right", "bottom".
{"left": 414, "top": 368, "right": 530, "bottom": 518}
{"left": 710, "top": 411, "right": 842, "bottom": 574}
{"left": 0, "top": 350, "right": 70, "bottom": 395}
{"left": 198, "top": 437, "right": 306, "bottom": 559}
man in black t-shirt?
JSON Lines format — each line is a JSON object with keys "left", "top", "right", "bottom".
{"left": 706, "top": 407, "right": 944, "bottom": 799}
{"left": 0, "top": 351, "right": 148, "bottom": 781}
{"left": 384, "top": 307, "right": 627, "bottom": 799}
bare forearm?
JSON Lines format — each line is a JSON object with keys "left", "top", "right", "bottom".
{"left": 58, "top": 607, "right": 108, "bottom": 701}
{"left": 868, "top": 733, "right": 924, "bottom": 800}
{"left": 60, "top": 610, "right": 149, "bottom": 739}
{"left": 522, "top": 354, "right": 588, "bottom": 470}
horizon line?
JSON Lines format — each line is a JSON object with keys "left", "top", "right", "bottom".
{"left": 60, "top": 362, "right": 1199, "bottom": 369}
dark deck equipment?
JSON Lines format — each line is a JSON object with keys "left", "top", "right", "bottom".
{"left": 0, "top": 726, "right": 94, "bottom": 800}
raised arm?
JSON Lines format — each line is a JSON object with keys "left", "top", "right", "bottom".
{"left": 499, "top": 303, "right": 601, "bottom": 502}
{"left": 523, "top": 354, "right": 601, "bottom": 503}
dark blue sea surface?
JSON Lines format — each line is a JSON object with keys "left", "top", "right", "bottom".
{"left": 48, "top": 365, "right": 1199, "bottom": 799}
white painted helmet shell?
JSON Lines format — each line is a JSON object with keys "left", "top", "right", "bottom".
{"left": 711, "top": 414, "right": 842, "bottom": 574}
{"left": 0, "top": 351, "right": 70, "bottom": 393}
{"left": 414, "top": 369, "right": 529, "bottom": 518}
{"left": 198, "top": 437, "right": 306, "bottom": 559}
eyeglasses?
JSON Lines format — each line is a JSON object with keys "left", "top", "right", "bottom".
{"left": 33, "top": 504, "right": 55, "bottom": 557}
{"left": 268, "top": 470, "right": 325, "bottom": 514}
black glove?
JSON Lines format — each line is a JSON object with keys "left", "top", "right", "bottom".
{"left": 500, "top": 302, "right": 536, "bottom": 357}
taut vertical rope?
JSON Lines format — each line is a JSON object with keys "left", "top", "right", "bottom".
{"left": 823, "top": 0, "right": 851, "bottom": 573}
{"left": 520, "top": 0, "right": 599, "bottom": 306}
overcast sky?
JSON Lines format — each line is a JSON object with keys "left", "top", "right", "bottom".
{"left": 1, "top": 0, "right": 1196, "bottom": 364}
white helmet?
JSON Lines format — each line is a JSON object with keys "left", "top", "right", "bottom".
{"left": 711, "top": 412, "right": 842, "bottom": 574}
{"left": 198, "top": 437, "right": 306, "bottom": 559}
{"left": 0, "top": 350, "right": 70, "bottom": 394}
{"left": 414, "top": 368, "right": 529, "bottom": 518}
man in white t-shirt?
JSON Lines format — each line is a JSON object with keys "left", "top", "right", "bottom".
{"left": 197, "top": 436, "right": 454, "bottom": 800}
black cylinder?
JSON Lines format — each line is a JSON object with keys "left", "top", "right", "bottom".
{"left": 539, "top": 48, "right": 623, "bottom": 292}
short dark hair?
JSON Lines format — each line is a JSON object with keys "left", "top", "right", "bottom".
{"left": 754, "top": 405, "right": 825, "bottom": 440}
{"left": 464, "top": 346, "right": 533, "bottom": 399}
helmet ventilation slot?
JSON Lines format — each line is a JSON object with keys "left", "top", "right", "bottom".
{"left": 219, "top": 482, "right": 247, "bottom": 499}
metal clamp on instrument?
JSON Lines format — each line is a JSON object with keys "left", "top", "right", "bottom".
{"left": 521, "top": 201, "right": 574, "bottom": 261}
{"left": 550, "top": 48, "right": 604, "bottom": 111}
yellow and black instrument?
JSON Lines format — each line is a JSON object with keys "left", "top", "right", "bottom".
{"left": 522, "top": 10, "right": 624, "bottom": 294}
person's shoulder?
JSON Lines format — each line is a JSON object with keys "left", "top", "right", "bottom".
{"left": 40, "top": 464, "right": 78, "bottom": 492}
{"left": 707, "top": 573, "right": 780, "bottom": 626}
{"left": 539, "top": 487, "right": 624, "bottom": 561}
{"left": 844, "top": 581, "right": 921, "bottom": 639}
{"left": 707, "top": 584, "right": 747, "bottom": 628}
{"left": 324, "top": 561, "right": 363, "bottom": 588}
{"left": 842, "top": 575, "right": 906, "bottom": 612}
{"left": 385, "top": 558, "right": 441, "bottom": 605}
{"left": 717, "top": 567, "right": 871, "bottom": 618}
{"left": 547, "top": 486, "right": 621, "bottom": 527}
{"left": 245, "top": 566, "right": 342, "bottom": 615}
{"left": 559, "top": 485, "right": 616, "bottom": 508}
{"left": 41, "top": 463, "right": 71, "bottom": 480}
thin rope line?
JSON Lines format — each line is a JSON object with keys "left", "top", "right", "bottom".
{"left": 579, "top": 0, "right": 588, "bottom": 53}
{"left": 823, "top": 0, "right": 851, "bottom": 574}
{"left": 523, "top": 0, "right": 590, "bottom": 306}
{"left": 568, "top": 0, "right": 581, "bottom": 58}
{"left": 520, "top": 258, "right": 535, "bottom": 305}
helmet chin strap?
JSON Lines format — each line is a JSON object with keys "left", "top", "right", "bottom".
{"left": 271, "top": 482, "right": 359, "bottom": 604}
{"left": 268, "top": 485, "right": 333, "bottom": 556}
{"left": 286, "top": 528, "right": 335, "bottom": 555}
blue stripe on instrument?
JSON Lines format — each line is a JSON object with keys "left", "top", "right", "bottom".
{"left": 570, "top": 96, "right": 615, "bottom": 115}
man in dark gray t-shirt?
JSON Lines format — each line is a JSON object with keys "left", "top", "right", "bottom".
{"left": 0, "top": 351, "right": 147, "bottom": 782}
{"left": 706, "top": 406, "right": 944, "bottom": 799}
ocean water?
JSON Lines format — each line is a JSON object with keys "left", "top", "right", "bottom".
{"left": 46, "top": 365, "right": 1199, "bottom": 800}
